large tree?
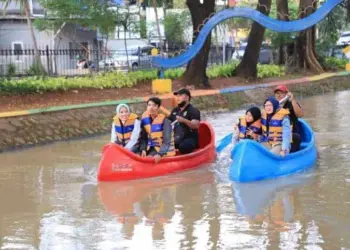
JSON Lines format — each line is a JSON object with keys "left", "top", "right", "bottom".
{"left": 295, "top": 0, "right": 323, "bottom": 73}
{"left": 276, "top": 0, "right": 290, "bottom": 64}
{"left": 181, "top": 0, "right": 215, "bottom": 88}
{"left": 233, "top": 0, "right": 272, "bottom": 78}
{"left": 152, "top": 0, "right": 163, "bottom": 50}
{"left": 2, "top": 0, "right": 44, "bottom": 72}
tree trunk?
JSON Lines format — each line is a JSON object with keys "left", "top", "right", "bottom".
{"left": 276, "top": 0, "right": 289, "bottom": 65}
{"left": 295, "top": 0, "right": 323, "bottom": 73}
{"left": 233, "top": 0, "right": 272, "bottom": 78}
{"left": 153, "top": 0, "right": 163, "bottom": 51}
{"left": 124, "top": 27, "right": 130, "bottom": 71}
{"left": 181, "top": 0, "right": 215, "bottom": 88}
{"left": 24, "top": 0, "right": 45, "bottom": 73}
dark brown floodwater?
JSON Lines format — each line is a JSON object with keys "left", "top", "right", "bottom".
{"left": 1, "top": 91, "right": 350, "bottom": 249}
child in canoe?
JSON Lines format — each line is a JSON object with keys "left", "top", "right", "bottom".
{"left": 233, "top": 106, "right": 262, "bottom": 145}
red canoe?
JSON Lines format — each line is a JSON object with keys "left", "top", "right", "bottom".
{"left": 97, "top": 122, "right": 216, "bottom": 181}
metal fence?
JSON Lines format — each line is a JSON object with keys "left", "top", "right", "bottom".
{"left": 0, "top": 45, "right": 236, "bottom": 77}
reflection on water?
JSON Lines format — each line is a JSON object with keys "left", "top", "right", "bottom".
{"left": 1, "top": 91, "right": 350, "bottom": 249}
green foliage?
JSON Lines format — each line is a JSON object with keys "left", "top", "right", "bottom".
{"left": 207, "top": 62, "right": 239, "bottom": 78}
{"left": 265, "top": 0, "right": 298, "bottom": 49}
{"left": 0, "top": 63, "right": 286, "bottom": 95}
{"left": 163, "top": 11, "right": 191, "bottom": 48}
{"left": 164, "top": 68, "right": 184, "bottom": 79}
{"left": 322, "top": 57, "right": 348, "bottom": 71}
{"left": 139, "top": 18, "right": 147, "bottom": 39}
{"left": 257, "top": 64, "right": 285, "bottom": 78}
{"left": 316, "top": 6, "right": 350, "bottom": 56}
{"left": 26, "top": 62, "right": 47, "bottom": 76}
{"left": 35, "top": 0, "right": 116, "bottom": 36}
{"left": 115, "top": 7, "right": 139, "bottom": 32}
{"left": 7, "top": 64, "right": 16, "bottom": 77}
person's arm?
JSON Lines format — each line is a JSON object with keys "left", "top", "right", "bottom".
{"left": 158, "top": 119, "right": 172, "bottom": 156}
{"left": 125, "top": 119, "right": 141, "bottom": 151}
{"left": 291, "top": 100, "right": 304, "bottom": 118}
{"left": 281, "top": 116, "right": 291, "bottom": 153}
{"left": 288, "top": 92, "right": 304, "bottom": 118}
{"left": 139, "top": 123, "right": 148, "bottom": 153}
{"left": 167, "top": 108, "right": 176, "bottom": 122}
{"left": 176, "top": 108, "right": 200, "bottom": 129}
{"left": 110, "top": 122, "right": 116, "bottom": 143}
{"left": 232, "top": 120, "right": 240, "bottom": 144}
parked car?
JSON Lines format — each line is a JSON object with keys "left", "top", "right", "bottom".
{"left": 99, "top": 44, "right": 155, "bottom": 72}
{"left": 336, "top": 31, "right": 350, "bottom": 46}
{"left": 231, "top": 42, "right": 273, "bottom": 64}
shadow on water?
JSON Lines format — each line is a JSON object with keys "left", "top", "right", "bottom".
{"left": 231, "top": 170, "right": 317, "bottom": 218}
{"left": 98, "top": 168, "right": 215, "bottom": 217}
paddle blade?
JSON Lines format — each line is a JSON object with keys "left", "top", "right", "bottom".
{"left": 216, "top": 133, "right": 233, "bottom": 153}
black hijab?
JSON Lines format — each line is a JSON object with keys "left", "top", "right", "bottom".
{"left": 246, "top": 106, "right": 261, "bottom": 126}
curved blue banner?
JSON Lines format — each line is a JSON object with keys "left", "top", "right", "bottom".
{"left": 152, "top": 0, "right": 343, "bottom": 69}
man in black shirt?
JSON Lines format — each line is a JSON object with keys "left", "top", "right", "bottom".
{"left": 274, "top": 85, "right": 304, "bottom": 152}
{"left": 168, "top": 88, "right": 201, "bottom": 154}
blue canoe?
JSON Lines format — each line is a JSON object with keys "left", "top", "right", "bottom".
{"left": 229, "top": 119, "right": 317, "bottom": 182}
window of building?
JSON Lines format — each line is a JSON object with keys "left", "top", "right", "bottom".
{"left": 12, "top": 41, "right": 23, "bottom": 61}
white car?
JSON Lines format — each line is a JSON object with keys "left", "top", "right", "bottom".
{"left": 336, "top": 31, "right": 350, "bottom": 46}
{"left": 99, "top": 45, "right": 155, "bottom": 72}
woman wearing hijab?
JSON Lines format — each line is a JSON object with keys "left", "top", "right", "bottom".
{"left": 111, "top": 104, "right": 141, "bottom": 153}
{"left": 261, "top": 96, "right": 291, "bottom": 157}
{"left": 233, "top": 106, "right": 262, "bottom": 142}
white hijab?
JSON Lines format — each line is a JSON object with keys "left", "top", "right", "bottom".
{"left": 116, "top": 104, "right": 130, "bottom": 115}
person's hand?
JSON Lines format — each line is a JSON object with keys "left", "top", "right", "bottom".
{"left": 287, "top": 91, "right": 294, "bottom": 101}
{"left": 233, "top": 124, "right": 238, "bottom": 132}
{"left": 141, "top": 150, "right": 147, "bottom": 157}
{"left": 176, "top": 116, "right": 186, "bottom": 123}
{"left": 154, "top": 154, "right": 162, "bottom": 164}
{"left": 246, "top": 128, "right": 254, "bottom": 137}
{"left": 247, "top": 129, "right": 258, "bottom": 140}
{"left": 279, "top": 150, "right": 286, "bottom": 157}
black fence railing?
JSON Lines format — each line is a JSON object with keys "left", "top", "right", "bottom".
{"left": 0, "top": 45, "right": 238, "bottom": 77}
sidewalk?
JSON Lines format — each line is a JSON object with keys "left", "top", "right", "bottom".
{"left": 0, "top": 71, "right": 348, "bottom": 119}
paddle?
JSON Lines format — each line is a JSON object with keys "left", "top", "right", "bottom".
{"left": 215, "top": 95, "right": 290, "bottom": 153}
{"left": 215, "top": 133, "right": 233, "bottom": 153}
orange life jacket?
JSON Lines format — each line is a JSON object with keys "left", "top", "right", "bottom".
{"left": 238, "top": 116, "right": 262, "bottom": 139}
{"left": 113, "top": 113, "right": 138, "bottom": 146}
{"left": 141, "top": 112, "right": 175, "bottom": 157}
{"left": 261, "top": 108, "right": 291, "bottom": 144}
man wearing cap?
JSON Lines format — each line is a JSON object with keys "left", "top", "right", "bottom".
{"left": 274, "top": 85, "right": 304, "bottom": 152}
{"left": 168, "top": 88, "right": 201, "bottom": 154}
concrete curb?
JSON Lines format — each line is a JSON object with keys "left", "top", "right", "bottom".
{"left": 0, "top": 71, "right": 349, "bottom": 119}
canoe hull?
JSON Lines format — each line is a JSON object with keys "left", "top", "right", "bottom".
{"left": 229, "top": 119, "right": 317, "bottom": 182}
{"left": 98, "top": 122, "right": 216, "bottom": 181}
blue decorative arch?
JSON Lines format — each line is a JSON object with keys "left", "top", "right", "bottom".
{"left": 152, "top": 0, "right": 343, "bottom": 69}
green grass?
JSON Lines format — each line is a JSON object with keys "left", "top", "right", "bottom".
{"left": 0, "top": 62, "right": 286, "bottom": 95}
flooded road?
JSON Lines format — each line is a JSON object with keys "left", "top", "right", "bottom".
{"left": 1, "top": 91, "right": 350, "bottom": 249}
